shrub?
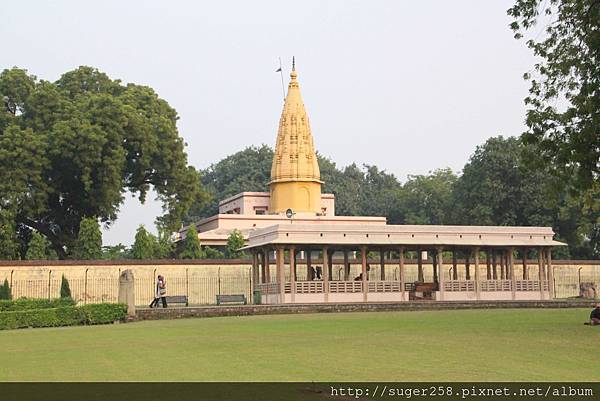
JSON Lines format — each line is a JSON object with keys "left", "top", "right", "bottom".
{"left": 0, "top": 279, "right": 11, "bottom": 300}
{"left": 0, "top": 303, "right": 127, "bottom": 330}
{"left": 0, "top": 307, "right": 84, "bottom": 330}
{"left": 60, "top": 275, "right": 72, "bottom": 299}
{"left": 0, "top": 297, "right": 76, "bottom": 312}
{"left": 80, "top": 303, "right": 127, "bottom": 325}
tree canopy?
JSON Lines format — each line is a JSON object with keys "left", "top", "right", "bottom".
{"left": 508, "top": 0, "right": 599, "bottom": 201}
{"left": 0, "top": 66, "right": 204, "bottom": 258}
{"left": 72, "top": 218, "right": 103, "bottom": 260}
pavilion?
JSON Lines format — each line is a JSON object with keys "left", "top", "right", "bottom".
{"left": 184, "top": 61, "right": 565, "bottom": 303}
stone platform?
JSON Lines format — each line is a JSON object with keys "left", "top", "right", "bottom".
{"left": 134, "top": 300, "right": 595, "bottom": 321}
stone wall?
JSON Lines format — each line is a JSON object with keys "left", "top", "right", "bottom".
{"left": 0, "top": 259, "right": 598, "bottom": 305}
{"left": 135, "top": 300, "right": 596, "bottom": 321}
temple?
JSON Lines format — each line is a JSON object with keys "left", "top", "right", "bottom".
{"left": 181, "top": 61, "right": 565, "bottom": 303}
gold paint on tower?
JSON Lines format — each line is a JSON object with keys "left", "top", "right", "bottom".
{"left": 269, "top": 62, "right": 323, "bottom": 214}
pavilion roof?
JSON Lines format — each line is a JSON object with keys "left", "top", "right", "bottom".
{"left": 242, "top": 223, "right": 566, "bottom": 249}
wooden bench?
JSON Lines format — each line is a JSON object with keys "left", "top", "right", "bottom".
{"left": 216, "top": 294, "right": 247, "bottom": 305}
{"left": 164, "top": 295, "right": 188, "bottom": 306}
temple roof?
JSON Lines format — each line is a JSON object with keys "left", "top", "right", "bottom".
{"left": 270, "top": 63, "right": 322, "bottom": 184}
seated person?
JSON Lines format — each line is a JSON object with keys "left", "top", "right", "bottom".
{"left": 586, "top": 303, "right": 600, "bottom": 326}
{"left": 354, "top": 273, "right": 363, "bottom": 281}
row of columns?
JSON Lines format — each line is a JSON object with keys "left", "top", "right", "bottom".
{"left": 251, "top": 246, "right": 555, "bottom": 302}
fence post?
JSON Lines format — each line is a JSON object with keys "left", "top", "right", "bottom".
{"left": 186, "top": 268, "right": 189, "bottom": 300}
{"left": 48, "top": 270, "right": 52, "bottom": 300}
{"left": 84, "top": 268, "right": 89, "bottom": 305}
{"left": 249, "top": 267, "right": 252, "bottom": 303}
{"left": 218, "top": 267, "right": 221, "bottom": 298}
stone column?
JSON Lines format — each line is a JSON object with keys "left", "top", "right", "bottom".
{"left": 509, "top": 248, "right": 516, "bottom": 300}
{"left": 306, "top": 249, "right": 312, "bottom": 281}
{"left": 465, "top": 251, "right": 471, "bottom": 281}
{"left": 417, "top": 248, "right": 424, "bottom": 282}
{"left": 276, "top": 247, "right": 285, "bottom": 303}
{"left": 264, "top": 248, "right": 271, "bottom": 283}
{"left": 118, "top": 269, "right": 135, "bottom": 317}
{"left": 474, "top": 247, "right": 480, "bottom": 300}
{"left": 252, "top": 251, "right": 259, "bottom": 287}
{"left": 452, "top": 250, "right": 458, "bottom": 280}
{"left": 322, "top": 246, "right": 329, "bottom": 302}
{"left": 361, "top": 246, "right": 368, "bottom": 302}
{"left": 290, "top": 247, "right": 296, "bottom": 303}
{"left": 432, "top": 249, "right": 438, "bottom": 283}
{"left": 522, "top": 248, "right": 528, "bottom": 280}
{"left": 399, "top": 246, "right": 405, "bottom": 301}
{"left": 328, "top": 250, "right": 334, "bottom": 281}
{"left": 492, "top": 250, "right": 498, "bottom": 280}
{"left": 343, "top": 250, "right": 350, "bottom": 280}
{"left": 437, "top": 247, "right": 444, "bottom": 301}
{"left": 259, "top": 249, "right": 267, "bottom": 283}
{"left": 537, "top": 247, "right": 545, "bottom": 300}
{"left": 380, "top": 249, "right": 386, "bottom": 281}
{"left": 486, "top": 249, "right": 492, "bottom": 280}
{"left": 546, "top": 248, "right": 554, "bottom": 299}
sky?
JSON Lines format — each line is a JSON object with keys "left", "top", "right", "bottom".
{"left": 0, "top": 1, "right": 537, "bottom": 246}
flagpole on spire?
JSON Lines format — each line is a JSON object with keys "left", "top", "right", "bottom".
{"left": 278, "top": 57, "right": 285, "bottom": 101}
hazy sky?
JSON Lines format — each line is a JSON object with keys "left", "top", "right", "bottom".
{"left": 1, "top": 1, "right": 536, "bottom": 245}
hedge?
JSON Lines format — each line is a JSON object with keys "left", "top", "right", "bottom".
{"left": 80, "top": 303, "right": 128, "bottom": 325}
{"left": 0, "top": 303, "right": 127, "bottom": 330}
{"left": 0, "top": 297, "right": 76, "bottom": 312}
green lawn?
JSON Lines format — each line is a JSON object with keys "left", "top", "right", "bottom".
{"left": 0, "top": 308, "right": 598, "bottom": 381}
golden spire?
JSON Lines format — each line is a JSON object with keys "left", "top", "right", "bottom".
{"left": 270, "top": 61, "right": 321, "bottom": 184}
{"left": 269, "top": 60, "right": 322, "bottom": 214}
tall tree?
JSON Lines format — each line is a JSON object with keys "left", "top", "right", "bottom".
{"left": 396, "top": 168, "right": 458, "bottom": 225}
{"left": 72, "top": 218, "right": 103, "bottom": 260}
{"left": 0, "top": 66, "right": 204, "bottom": 258}
{"left": 180, "top": 225, "right": 203, "bottom": 259}
{"left": 25, "top": 231, "right": 56, "bottom": 260}
{"left": 226, "top": 229, "right": 245, "bottom": 258}
{"left": 508, "top": 0, "right": 599, "bottom": 197}
{"left": 131, "top": 225, "right": 157, "bottom": 259}
{"left": 0, "top": 211, "right": 19, "bottom": 260}
{"left": 185, "top": 145, "right": 273, "bottom": 221}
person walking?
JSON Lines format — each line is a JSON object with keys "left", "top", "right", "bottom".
{"left": 149, "top": 275, "right": 168, "bottom": 308}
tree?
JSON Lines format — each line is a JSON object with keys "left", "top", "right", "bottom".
{"left": 180, "top": 225, "right": 203, "bottom": 259}
{"left": 72, "top": 218, "right": 102, "bottom": 260}
{"left": 0, "top": 210, "right": 19, "bottom": 260}
{"left": 0, "top": 66, "right": 204, "bottom": 258}
{"left": 102, "top": 244, "right": 131, "bottom": 260}
{"left": 0, "top": 279, "right": 11, "bottom": 300}
{"left": 396, "top": 168, "right": 458, "bottom": 225}
{"left": 155, "top": 229, "right": 175, "bottom": 259}
{"left": 131, "top": 225, "right": 157, "bottom": 259}
{"left": 508, "top": 0, "right": 599, "bottom": 198}
{"left": 60, "top": 275, "right": 72, "bottom": 299}
{"left": 451, "top": 136, "right": 557, "bottom": 226}
{"left": 203, "top": 246, "right": 225, "bottom": 259}
{"left": 25, "top": 231, "right": 55, "bottom": 260}
{"left": 185, "top": 145, "right": 273, "bottom": 222}
{"left": 226, "top": 229, "right": 245, "bottom": 258}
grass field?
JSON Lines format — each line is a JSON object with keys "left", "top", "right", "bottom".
{"left": 1, "top": 308, "right": 598, "bottom": 381}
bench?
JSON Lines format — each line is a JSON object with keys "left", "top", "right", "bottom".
{"left": 216, "top": 294, "right": 247, "bottom": 305}
{"left": 164, "top": 295, "right": 188, "bottom": 307}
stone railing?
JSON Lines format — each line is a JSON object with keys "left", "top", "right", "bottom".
{"left": 443, "top": 280, "right": 475, "bottom": 292}
{"left": 256, "top": 282, "right": 279, "bottom": 294}
{"left": 329, "top": 281, "right": 363, "bottom": 293}
{"left": 480, "top": 280, "right": 512, "bottom": 292}
{"left": 367, "top": 281, "right": 402, "bottom": 293}
{"left": 293, "top": 281, "right": 324, "bottom": 294}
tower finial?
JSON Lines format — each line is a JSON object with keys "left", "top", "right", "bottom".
{"left": 292, "top": 56, "right": 295, "bottom": 71}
